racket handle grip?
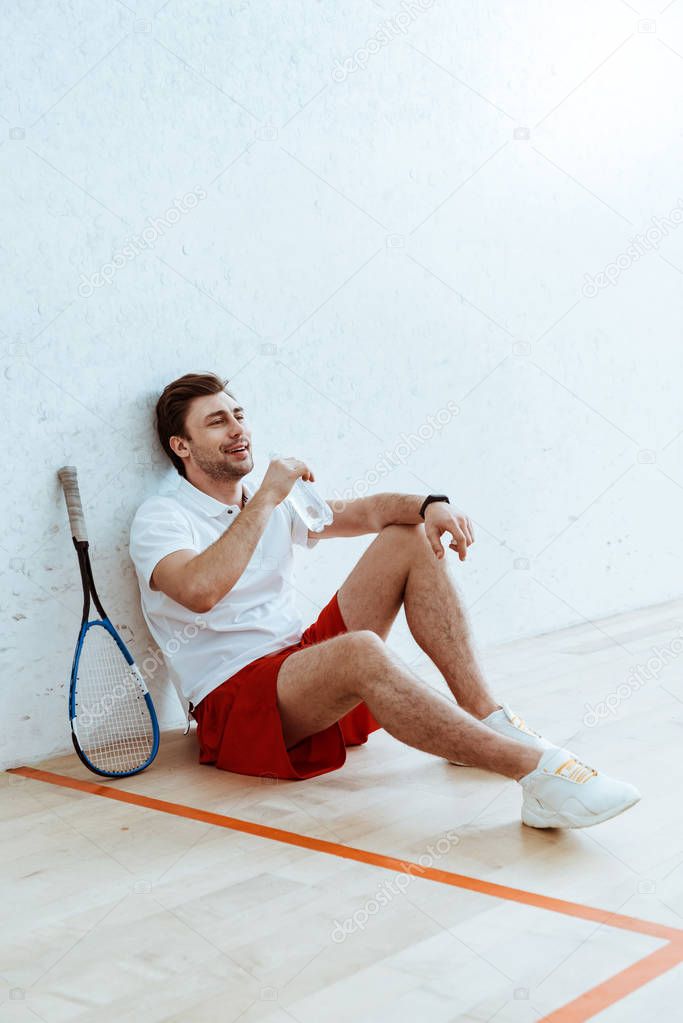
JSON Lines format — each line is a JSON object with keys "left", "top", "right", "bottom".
{"left": 58, "top": 466, "right": 88, "bottom": 543}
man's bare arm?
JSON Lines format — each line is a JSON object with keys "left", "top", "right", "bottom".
{"left": 311, "top": 493, "right": 424, "bottom": 539}
{"left": 152, "top": 489, "right": 278, "bottom": 613}
{"left": 311, "top": 492, "right": 475, "bottom": 561}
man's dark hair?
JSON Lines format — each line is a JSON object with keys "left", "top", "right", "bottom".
{"left": 155, "top": 372, "right": 236, "bottom": 478}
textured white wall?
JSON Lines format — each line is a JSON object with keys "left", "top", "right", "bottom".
{"left": 2, "top": 1, "right": 683, "bottom": 768}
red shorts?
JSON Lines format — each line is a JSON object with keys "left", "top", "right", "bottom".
{"left": 191, "top": 591, "right": 381, "bottom": 780}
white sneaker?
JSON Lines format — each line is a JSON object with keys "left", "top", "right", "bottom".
{"left": 484, "top": 703, "right": 557, "bottom": 749}
{"left": 449, "top": 703, "right": 561, "bottom": 766}
{"left": 519, "top": 747, "right": 641, "bottom": 829}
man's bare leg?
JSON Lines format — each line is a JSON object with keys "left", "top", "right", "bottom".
{"left": 336, "top": 524, "right": 499, "bottom": 719}
{"left": 276, "top": 631, "right": 541, "bottom": 779}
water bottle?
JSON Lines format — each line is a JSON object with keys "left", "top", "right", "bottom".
{"left": 269, "top": 451, "right": 333, "bottom": 532}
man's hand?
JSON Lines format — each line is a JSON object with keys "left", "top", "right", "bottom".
{"left": 424, "top": 502, "right": 474, "bottom": 561}
{"left": 259, "top": 456, "right": 315, "bottom": 506}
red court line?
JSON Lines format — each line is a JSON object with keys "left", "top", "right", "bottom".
{"left": 539, "top": 942, "right": 683, "bottom": 1022}
{"left": 9, "top": 765, "right": 683, "bottom": 1020}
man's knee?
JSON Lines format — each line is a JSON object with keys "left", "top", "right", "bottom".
{"left": 344, "top": 629, "right": 388, "bottom": 659}
{"left": 339, "top": 631, "right": 392, "bottom": 697}
{"left": 380, "top": 523, "right": 423, "bottom": 543}
{"left": 380, "top": 522, "right": 431, "bottom": 559}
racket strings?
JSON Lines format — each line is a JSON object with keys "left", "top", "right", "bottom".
{"left": 75, "top": 626, "right": 154, "bottom": 773}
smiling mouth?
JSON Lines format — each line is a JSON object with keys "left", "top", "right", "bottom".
{"left": 225, "top": 445, "right": 249, "bottom": 455}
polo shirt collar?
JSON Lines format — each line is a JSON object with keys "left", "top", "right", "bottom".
{"left": 175, "top": 475, "right": 255, "bottom": 517}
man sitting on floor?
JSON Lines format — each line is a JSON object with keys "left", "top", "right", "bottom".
{"left": 129, "top": 372, "right": 641, "bottom": 830}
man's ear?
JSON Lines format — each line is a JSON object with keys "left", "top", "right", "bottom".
{"left": 169, "top": 435, "right": 190, "bottom": 461}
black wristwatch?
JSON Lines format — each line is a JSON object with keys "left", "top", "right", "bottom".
{"left": 419, "top": 494, "right": 450, "bottom": 519}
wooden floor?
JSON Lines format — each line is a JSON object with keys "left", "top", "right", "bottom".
{"left": 3, "top": 598, "right": 683, "bottom": 1022}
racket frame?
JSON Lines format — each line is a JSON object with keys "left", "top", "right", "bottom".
{"left": 60, "top": 468, "right": 160, "bottom": 778}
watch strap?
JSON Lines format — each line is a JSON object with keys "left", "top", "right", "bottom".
{"left": 419, "top": 494, "right": 450, "bottom": 519}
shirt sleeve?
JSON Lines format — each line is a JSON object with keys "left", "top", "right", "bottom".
{"left": 129, "top": 498, "right": 198, "bottom": 589}
{"left": 285, "top": 498, "right": 321, "bottom": 550}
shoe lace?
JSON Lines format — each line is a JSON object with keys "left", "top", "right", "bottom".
{"left": 509, "top": 710, "right": 543, "bottom": 740}
{"left": 551, "top": 757, "right": 597, "bottom": 784}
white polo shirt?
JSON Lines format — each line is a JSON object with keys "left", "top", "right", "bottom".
{"left": 129, "top": 474, "right": 320, "bottom": 717}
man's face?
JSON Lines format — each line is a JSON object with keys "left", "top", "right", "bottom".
{"left": 175, "top": 391, "right": 253, "bottom": 482}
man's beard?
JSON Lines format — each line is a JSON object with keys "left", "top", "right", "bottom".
{"left": 189, "top": 444, "right": 251, "bottom": 482}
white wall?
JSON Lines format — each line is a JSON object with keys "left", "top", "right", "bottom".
{"left": 3, "top": 1, "right": 683, "bottom": 768}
